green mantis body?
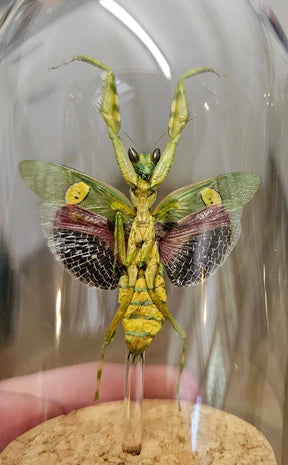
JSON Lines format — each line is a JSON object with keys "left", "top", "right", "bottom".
{"left": 19, "top": 56, "right": 260, "bottom": 403}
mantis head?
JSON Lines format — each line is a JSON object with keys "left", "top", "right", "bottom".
{"left": 127, "top": 147, "right": 161, "bottom": 182}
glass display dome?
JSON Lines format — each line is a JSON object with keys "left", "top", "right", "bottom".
{"left": 0, "top": 0, "right": 287, "bottom": 462}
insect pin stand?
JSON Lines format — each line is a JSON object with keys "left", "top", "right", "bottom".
{"left": 122, "top": 352, "right": 144, "bottom": 454}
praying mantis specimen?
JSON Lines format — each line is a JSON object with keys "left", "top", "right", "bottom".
{"left": 19, "top": 56, "right": 260, "bottom": 403}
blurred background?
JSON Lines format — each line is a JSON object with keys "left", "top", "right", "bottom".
{"left": 271, "top": 0, "right": 288, "bottom": 29}
{"left": 0, "top": 0, "right": 287, "bottom": 463}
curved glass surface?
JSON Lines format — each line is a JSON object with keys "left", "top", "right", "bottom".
{"left": 0, "top": 0, "right": 287, "bottom": 461}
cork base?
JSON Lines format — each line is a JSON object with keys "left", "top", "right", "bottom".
{"left": 1, "top": 400, "right": 276, "bottom": 465}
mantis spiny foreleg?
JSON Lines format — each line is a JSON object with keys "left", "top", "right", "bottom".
{"left": 67, "top": 55, "right": 138, "bottom": 187}
{"left": 150, "top": 67, "right": 220, "bottom": 188}
{"left": 67, "top": 55, "right": 120, "bottom": 132}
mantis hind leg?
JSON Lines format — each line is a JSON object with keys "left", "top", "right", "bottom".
{"left": 95, "top": 280, "right": 134, "bottom": 401}
{"left": 148, "top": 287, "right": 187, "bottom": 410}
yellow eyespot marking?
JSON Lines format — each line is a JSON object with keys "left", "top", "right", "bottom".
{"left": 200, "top": 187, "right": 222, "bottom": 206}
{"left": 65, "top": 181, "right": 90, "bottom": 204}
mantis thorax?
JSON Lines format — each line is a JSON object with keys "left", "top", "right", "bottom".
{"left": 129, "top": 186, "right": 157, "bottom": 212}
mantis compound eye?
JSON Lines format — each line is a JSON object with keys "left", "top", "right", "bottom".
{"left": 128, "top": 147, "right": 139, "bottom": 163}
{"left": 153, "top": 148, "right": 161, "bottom": 164}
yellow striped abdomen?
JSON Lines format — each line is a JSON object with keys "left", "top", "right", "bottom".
{"left": 119, "top": 273, "right": 167, "bottom": 354}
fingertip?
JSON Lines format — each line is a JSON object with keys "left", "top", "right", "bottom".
{"left": 0, "top": 390, "right": 65, "bottom": 452}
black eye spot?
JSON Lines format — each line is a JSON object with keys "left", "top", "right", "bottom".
{"left": 153, "top": 148, "right": 161, "bottom": 164}
{"left": 128, "top": 147, "right": 139, "bottom": 163}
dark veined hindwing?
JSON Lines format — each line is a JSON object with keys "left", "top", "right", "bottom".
{"left": 54, "top": 228, "right": 121, "bottom": 289}
{"left": 157, "top": 206, "right": 240, "bottom": 286}
{"left": 154, "top": 172, "right": 260, "bottom": 287}
{"left": 41, "top": 203, "right": 125, "bottom": 290}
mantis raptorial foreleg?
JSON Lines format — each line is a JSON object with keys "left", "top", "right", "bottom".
{"left": 150, "top": 67, "right": 220, "bottom": 188}
{"left": 66, "top": 55, "right": 121, "bottom": 132}
{"left": 67, "top": 55, "right": 138, "bottom": 186}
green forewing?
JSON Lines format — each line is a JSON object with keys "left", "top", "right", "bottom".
{"left": 19, "top": 160, "right": 135, "bottom": 223}
{"left": 153, "top": 172, "right": 260, "bottom": 223}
